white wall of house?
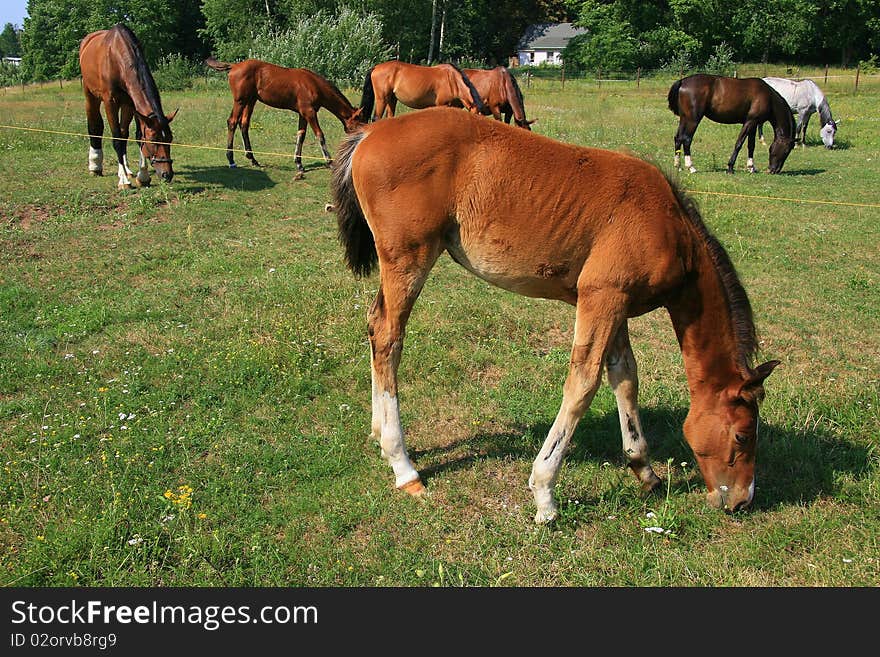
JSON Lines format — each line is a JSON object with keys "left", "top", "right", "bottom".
{"left": 517, "top": 50, "right": 563, "bottom": 66}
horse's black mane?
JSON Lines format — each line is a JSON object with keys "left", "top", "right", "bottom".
{"left": 448, "top": 62, "right": 486, "bottom": 113}
{"left": 665, "top": 174, "right": 759, "bottom": 374}
{"left": 110, "top": 23, "right": 168, "bottom": 133}
{"left": 765, "top": 84, "right": 796, "bottom": 138}
{"left": 505, "top": 67, "right": 528, "bottom": 119}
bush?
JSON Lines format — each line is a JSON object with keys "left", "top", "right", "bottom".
{"left": 0, "top": 61, "right": 25, "bottom": 87}
{"left": 703, "top": 42, "right": 737, "bottom": 77}
{"left": 152, "top": 53, "right": 201, "bottom": 91}
{"left": 247, "top": 7, "right": 392, "bottom": 88}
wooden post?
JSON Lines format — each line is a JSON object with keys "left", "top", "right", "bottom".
{"left": 636, "top": 67, "right": 641, "bottom": 88}
{"left": 824, "top": 64, "right": 828, "bottom": 85}
{"left": 597, "top": 66, "right": 601, "bottom": 87}
{"left": 59, "top": 78, "right": 63, "bottom": 89}
{"left": 854, "top": 64, "right": 860, "bottom": 93}
{"left": 561, "top": 61, "right": 565, "bottom": 90}
{"left": 527, "top": 70, "right": 531, "bottom": 88}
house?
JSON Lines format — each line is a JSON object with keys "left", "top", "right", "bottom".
{"left": 516, "top": 23, "right": 587, "bottom": 67}
{"left": 2, "top": 56, "right": 21, "bottom": 66}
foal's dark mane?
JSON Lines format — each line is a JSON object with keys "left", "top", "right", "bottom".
{"left": 506, "top": 68, "right": 527, "bottom": 116}
{"left": 448, "top": 62, "right": 486, "bottom": 113}
{"left": 666, "top": 174, "right": 759, "bottom": 375}
{"left": 111, "top": 23, "right": 168, "bottom": 132}
{"left": 321, "top": 74, "right": 357, "bottom": 112}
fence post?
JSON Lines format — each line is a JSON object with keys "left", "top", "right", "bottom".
{"left": 597, "top": 66, "right": 601, "bottom": 87}
{"left": 854, "top": 64, "right": 860, "bottom": 93}
{"left": 824, "top": 64, "right": 828, "bottom": 85}
{"left": 561, "top": 61, "right": 565, "bottom": 90}
{"left": 59, "top": 78, "right": 62, "bottom": 89}
{"left": 527, "top": 70, "right": 531, "bottom": 88}
{"left": 636, "top": 67, "right": 641, "bottom": 88}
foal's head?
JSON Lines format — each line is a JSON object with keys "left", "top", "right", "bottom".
{"left": 684, "top": 360, "right": 780, "bottom": 512}
{"left": 140, "top": 108, "right": 177, "bottom": 182}
{"left": 344, "top": 108, "right": 367, "bottom": 133}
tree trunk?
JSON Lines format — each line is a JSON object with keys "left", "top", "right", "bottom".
{"left": 428, "top": 0, "right": 438, "bottom": 64}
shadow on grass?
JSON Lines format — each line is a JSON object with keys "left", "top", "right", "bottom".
{"left": 176, "top": 164, "right": 277, "bottom": 191}
{"left": 414, "top": 406, "right": 872, "bottom": 512}
{"left": 781, "top": 168, "right": 826, "bottom": 176}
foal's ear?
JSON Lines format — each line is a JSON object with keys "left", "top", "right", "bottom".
{"left": 166, "top": 108, "right": 179, "bottom": 123}
{"left": 738, "top": 360, "right": 781, "bottom": 399}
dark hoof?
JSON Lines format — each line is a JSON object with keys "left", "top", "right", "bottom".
{"left": 641, "top": 474, "right": 664, "bottom": 495}
{"left": 229, "top": 162, "right": 237, "bottom": 168}
{"left": 726, "top": 168, "right": 735, "bottom": 175}
{"left": 89, "top": 170, "right": 103, "bottom": 177}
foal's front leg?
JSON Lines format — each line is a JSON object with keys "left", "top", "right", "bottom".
{"left": 726, "top": 121, "right": 755, "bottom": 174}
{"left": 529, "top": 290, "right": 624, "bottom": 524}
{"left": 606, "top": 322, "right": 661, "bottom": 491}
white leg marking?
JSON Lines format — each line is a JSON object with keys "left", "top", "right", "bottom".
{"left": 684, "top": 155, "right": 696, "bottom": 173}
{"left": 673, "top": 153, "right": 680, "bottom": 169}
{"left": 379, "top": 392, "right": 419, "bottom": 488}
{"left": 122, "top": 154, "right": 133, "bottom": 177}
{"left": 747, "top": 157, "right": 756, "bottom": 173}
{"left": 136, "top": 152, "right": 151, "bottom": 186}
{"left": 88, "top": 147, "right": 103, "bottom": 174}
{"left": 116, "top": 162, "right": 131, "bottom": 187}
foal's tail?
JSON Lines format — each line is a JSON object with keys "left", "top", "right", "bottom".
{"left": 331, "top": 130, "right": 377, "bottom": 278}
{"left": 360, "top": 67, "right": 376, "bottom": 121}
{"left": 667, "top": 79, "right": 682, "bottom": 115}
{"left": 205, "top": 57, "right": 233, "bottom": 72}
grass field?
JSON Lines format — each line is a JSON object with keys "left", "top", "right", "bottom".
{"left": 1, "top": 67, "right": 878, "bottom": 587}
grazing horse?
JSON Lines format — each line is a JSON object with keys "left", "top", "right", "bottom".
{"left": 205, "top": 57, "right": 365, "bottom": 178}
{"left": 79, "top": 24, "right": 177, "bottom": 188}
{"left": 668, "top": 74, "right": 795, "bottom": 174}
{"left": 359, "top": 60, "right": 484, "bottom": 121}
{"left": 463, "top": 66, "right": 535, "bottom": 129}
{"left": 331, "top": 107, "right": 779, "bottom": 523}
{"left": 758, "top": 77, "right": 837, "bottom": 148}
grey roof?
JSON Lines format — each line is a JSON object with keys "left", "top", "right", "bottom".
{"left": 517, "top": 23, "right": 588, "bottom": 51}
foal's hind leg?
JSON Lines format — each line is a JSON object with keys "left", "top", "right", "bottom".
{"left": 239, "top": 102, "right": 262, "bottom": 167}
{"left": 293, "top": 114, "right": 308, "bottom": 179}
{"left": 606, "top": 322, "right": 661, "bottom": 492}
{"left": 225, "top": 102, "right": 244, "bottom": 167}
{"left": 529, "top": 289, "right": 625, "bottom": 524}
{"left": 84, "top": 93, "right": 104, "bottom": 176}
{"left": 369, "top": 245, "right": 442, "bottom": 495}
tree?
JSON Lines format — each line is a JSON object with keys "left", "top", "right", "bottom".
{"left": 0, "top": 23, "right": 22, "bottom": 58}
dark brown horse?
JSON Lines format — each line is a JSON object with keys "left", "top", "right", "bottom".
{"left": 79, "top": 24, "right": 177, "bottom": 188}
{"left": 463, "top": 66, "right": 534, "bottom": 129}
{"left": 331, "top": 107, "right": 779, "bottom": 523}
{"left": 668, "top": 74, "right": 795, "bottom": 174}
{"left": 205, "top": 57, "right": 365, "bottom": 178}
{"left": 360, "top": 61, "right": 484, "bottom": 121}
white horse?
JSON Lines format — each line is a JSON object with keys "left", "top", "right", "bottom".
{"left": 758, "top": 77, "right": 837, "bottom": 148}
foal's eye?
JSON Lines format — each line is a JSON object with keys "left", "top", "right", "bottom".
{"left": 735, "top": 434, "right": 749, "bottom": 446}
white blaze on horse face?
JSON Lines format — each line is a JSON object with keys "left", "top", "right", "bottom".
{"left": 379, "top": 391, "right": 419, "bottom": 488}
{"left": 89, "top": 147, "right": 103, "bottom": 173}
{"left": 821, "top": 123, "right": 835, "bottom": 147}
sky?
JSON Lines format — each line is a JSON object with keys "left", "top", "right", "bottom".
{"left": 1, "top": 0, "right": 29, "bottom": 28}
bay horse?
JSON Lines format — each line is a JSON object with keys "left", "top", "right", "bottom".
{"left": 758, "top": 77, "right": 837, "bottom": 148}
{"left": 205, "top": 57, "right": 365, "bottom": 179}
{"left": 668, "top": 74, "right": 795, "bottom": 174}
{"left": 331, "top": 107, "right": 779, "bottom": 523}
{"left": 463, "top": 66, "right": 535, "bottom": 129}
{"left": 359, "top": 60, "right": 484, "bottom": 121}
{"left": 79, "top": 24, "right": 177, "bottom": 188}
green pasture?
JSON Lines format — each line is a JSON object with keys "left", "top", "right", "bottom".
{"left": 1, "top": 69, "right": 878, "bottom": 586}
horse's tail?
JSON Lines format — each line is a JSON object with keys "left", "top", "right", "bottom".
{"left": 331, "top": 130, "right": 377, "bottom": 278}
{"left": 667, "top": 79, "right": 682, "bottom": 115}
{"left": 502, "top": 68, "right": 532, "bottom": 128}
{"left": 360, "top": 67, "right": 376, "bottom": 120}
{"left": 205, "top": 57, "right": 233, "bottom": 72}
{"left": 451, "top": 63, "right": 486, "bottom": 114}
